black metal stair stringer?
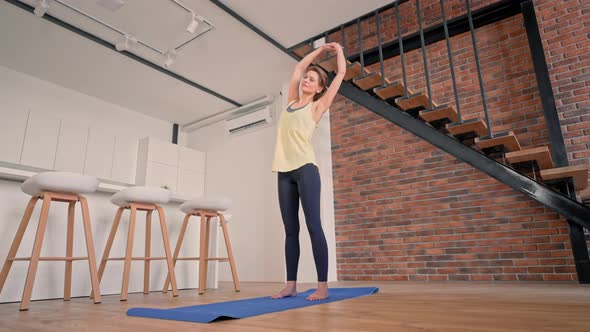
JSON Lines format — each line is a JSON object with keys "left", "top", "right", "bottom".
{"left": 337, "top": 80, "right": 590, "bottom": 229}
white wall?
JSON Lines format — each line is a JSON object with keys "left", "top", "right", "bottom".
{"left": 0, "top": 66, "right": 200, "bottom": 303}
{"left": 186, "top": 94, "right": 337, "bottom": 284}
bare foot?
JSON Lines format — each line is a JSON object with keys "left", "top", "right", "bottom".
{"left": 306, "top": 282, "right": 329, "bottom": 301}
{"left": 271, "top": 282, "right": 297, "bottom": 299}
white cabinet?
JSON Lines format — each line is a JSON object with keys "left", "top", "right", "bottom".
{"left": 0, "top": 109, "right": 28, "bottom": 164}
{"left": 147, "top": 137, "right": 179, "bottom": 167}
{"left": 84, "top": 127, "right": 115, "bottom": 180}
{"left": 145, "top": 162, "right": 178, "bottom": 191}
{"left": 20, "top": 111, "right": 61, "bottom": 169}
{"left": 56, "top": 126, "right": 136, "bottom": 184}
{"left": 54, "top": 120, "right": 89, "bottom": 173}
{"left": 136, "top": 137, "right": 178, "bottom": 190}
{"left": 136, "top": 137, "right": 206, "bottom": 199}
{"left": 177, "top": 146, "right": 206, "bottom": 198}
{"left": 179, "top": 146, "right": 205, "bottom": 171}
{"left": 0, "top": 109, "right": 138, "bottom": 184}
{"left": 112, "top": 135, "right": 138, "bottom": 184}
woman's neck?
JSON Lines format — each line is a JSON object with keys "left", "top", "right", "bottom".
{"left": 298, "top": 93, "right": 314, "bottom": 104}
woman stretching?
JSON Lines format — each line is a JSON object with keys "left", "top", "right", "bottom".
{"left": 271, "top": 42, "right": 346, "bottom": 301}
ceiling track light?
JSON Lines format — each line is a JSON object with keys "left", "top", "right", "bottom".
{"left": 34, "top": 0, "right": 50, "bottom": 17}
{"left": 163, "top": 50, "right": 177, "bottom": 69}
{"left": 186, "top": 13, "right": 200, "bottom": 34}
{"left": 115, "top": 34, "right": 136, "bottom": 52}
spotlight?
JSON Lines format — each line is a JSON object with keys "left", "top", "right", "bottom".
{"left": 115, "top": 35, "right": 135, "bottom": 52}
{"left": 34, "top": 0, "right": 50, "bottom": 17}
{"left": 163, "top": 50, "right": 177, "bottom": 69}
{"left": 186, "top": 13, "right": 200, "bottom": 34}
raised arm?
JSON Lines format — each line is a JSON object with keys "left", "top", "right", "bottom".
{"left": 315, "top": 42, "right": 346, "bottom": 115}
{"left": 287, "top": 45, "right": 327, "bottom": 103}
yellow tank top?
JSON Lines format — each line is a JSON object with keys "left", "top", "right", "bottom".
{"left": 272, "top": 100, "right": 318, "bottom": 172}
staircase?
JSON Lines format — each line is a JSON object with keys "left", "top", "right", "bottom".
{"left": 292, "top": 28, "right": 589, "bottom": 216}
{"left": 306, "top": 66, "right": 590, "bottom": 227}
{"left": 210, "top": 0, "right": 590, "bottom": 282}
{"left": 288, "top": 0, "right": 590, "bottom": 282}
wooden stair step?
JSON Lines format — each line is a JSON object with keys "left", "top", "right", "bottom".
{"left": 313, "top": 53, "right": 333, "bottom": 65}
{"left": 374, "top": 81, "right": 406, "bottom": 100}
{"left": 319, "top": 55, "right": 352, "bottom": 73}
{"left": 318, "top": 56, "right": 337, "bottom": 72}
{"left": 354, "top": 72, "right": 385, "bottom": 91}
{"left": 292, "top": 44, "right": 313, "bottom": 58}
{"left": 314, "top": 50, "right": 340, "bottom": 64}
{"left": 506, "top": 146, "right": 554, "bottom": 170}
{"left": 344, "top": 62, "right": 366, "bottom": 81}
{"left": 540, "top": 165, "right": 588, "bottom": 190}
{"left": 446, "top": 119, "right": 489, "bottom": 139}
{"left": 474, "top": 131, "right": 522, "bottom": 154}
{"left": 419, "top": 105, "right": 459, "bottom": 124}
{"left": 395, "top": 92, "right": 436, "bottom": 111}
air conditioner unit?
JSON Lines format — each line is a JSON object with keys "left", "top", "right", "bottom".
{"left": 225, "top": 106, "right": 272, "bottom": 135}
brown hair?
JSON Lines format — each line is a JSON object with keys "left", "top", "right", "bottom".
{"left": 305, "top": 66, "right": 328, "bottom": 101}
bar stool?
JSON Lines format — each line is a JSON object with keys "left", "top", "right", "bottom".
{"left": 163, "top": 196, "right": 239, "bottom": 294}
{"left": 0, "top": 172, "right": 102, "bottom": 311}
{"left": 96, "top": 186, "right": 178, "bottom": 301}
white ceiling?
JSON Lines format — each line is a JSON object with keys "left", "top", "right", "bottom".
{"left": 221, "top": 0, "right": 395, "bottom": 48}
{"left": 0, "top": 0, "right": 392, "bottom": 125}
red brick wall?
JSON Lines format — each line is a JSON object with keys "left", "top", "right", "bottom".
{"left": 535, "top": 0, "right": 590, "bottom": 183}
{"left": 329, "top": 0, "right": 589, "bottom": 281}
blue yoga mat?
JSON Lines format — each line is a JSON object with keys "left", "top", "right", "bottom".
{"left": 127, "top": 287, "right": 379, "bottom": 323}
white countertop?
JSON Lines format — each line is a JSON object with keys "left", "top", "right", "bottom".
{"left": 0, "top": 164, "right": 188, "bottom": 203}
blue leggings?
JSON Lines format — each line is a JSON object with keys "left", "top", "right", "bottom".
{"left": 278, "top": 163, "right": 328, "bottom": 282}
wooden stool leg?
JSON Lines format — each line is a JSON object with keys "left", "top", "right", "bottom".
{"left": 219, "top": 213, "right": 240, "bottom": 292}
{"left": 156, "top": 206, "right": 178, "bottom": 297}
{"left": 64, "top": 202, "right": 75, "bottom": 301}
{"left": 202, "top": 216, "right": 211, "bottom": 290}
{"left": 121, "top": 205, "right": 137, "bottom": 301}
{"left": 79, "top": 197, "right": 101, "bottom": 304}
{"left": 20, "top": 193, "right": 52, "bottom": 311}
{"left": 163, "top": 214, "right": 190, "bottom": 293}
{"left": 0, "top": 196, "right": 39, "bottom": 294}
{"left": 198, "top": 214, "right": 208, "bottom": 294}
{"left": 144, "top": 211, "right": 152, "bottom": 295}
{"left": 92, "top": 207, "right": 124, "bottom": 298}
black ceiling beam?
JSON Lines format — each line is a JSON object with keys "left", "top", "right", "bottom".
{"left": 287, "top": 0, "right": 412, "bottom": 50}
{"left": 209, "top": 0, "right": 297, "bottom": 61}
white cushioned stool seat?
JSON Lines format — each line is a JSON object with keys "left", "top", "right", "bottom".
{"left": 180, "top": 196, "right": 232, "bottom": 213}
{"left": 111, "top": 186, "right": 171, "bottom": 207}
{"left": 21, "top": 172, "right": 99, "bottom": 196}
